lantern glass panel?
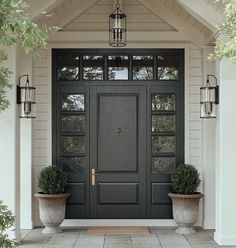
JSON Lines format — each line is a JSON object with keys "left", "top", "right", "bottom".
{"left": 200, "top": 102, "right": 217, "bottom": 118}
{"left": 109, "top": 28, "right": 126, "bottom": 47}
{"left": 20, "top": 87, "right": 36, "bottom": 103}
{"left": 20, "top": 102, "right": 36, "bottom": 118}
{"left": 200, "top": 87, "right": 216, "bottom": 103}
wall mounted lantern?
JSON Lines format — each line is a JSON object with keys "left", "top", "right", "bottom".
{"left": 17, "top": 74, "right": 36, "bottom": 118}
{"left": 200, "top": 74, "right": 219, "bottom": 119}
{"left": 109, "top": 1, "right": 127, "bottom": 47}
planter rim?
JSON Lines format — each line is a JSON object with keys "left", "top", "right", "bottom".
{"left": 168, "top": 192, "right": 203, "bottom": 199}
{"left": 34, "top": 192, "right": 70, "bottom": 199}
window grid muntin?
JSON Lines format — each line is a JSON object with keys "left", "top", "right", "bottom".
{"left": 151, "top": 93, "right": 177, "bottom": 174}
{"left": 61, "top": 93, "right": 87, "bottom": 181}
{"left": 57, "top": 53, "right": 180, "bottom": 82}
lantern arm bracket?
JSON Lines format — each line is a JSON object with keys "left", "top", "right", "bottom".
{"left": 18, "top": 74, "right": 29, "bottom": 87}
{"left": 206, "top": 74, "right": 219, "bottom": 105}
{"left": 207, "top": 74, "right": 218, "bottom": 87}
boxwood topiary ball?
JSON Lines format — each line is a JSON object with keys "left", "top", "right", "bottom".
{"left": 38, "top": 165, "right": 67, "bottom": 194}
{"left": 171, "top": 164, "right": 201, "bottom": 194}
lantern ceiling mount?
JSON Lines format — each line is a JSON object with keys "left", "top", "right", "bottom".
{"left": 109, "top": 0, "right": 127, "bottom": 47}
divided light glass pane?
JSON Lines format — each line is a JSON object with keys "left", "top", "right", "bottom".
{"left": 157, "top": 54, "right": 179, "bottom": 80}
{"left": 108, "top": 56, "right": 129, "bottom": 80}
{"left": 58, "top": 55, "right": 79, "bottom": 80}
{"left": 62, "top": 157, "right": 85, "bottom": 174}
{"left": 152, "top": 136, "right": 176, "bottom": 153}
{"left": 133, "top": 56, "right": 154, "bottom": 80}
{"left": 152, "top": 115, "right": 175, "bottom": 132}
{"left": 62, "top": 94, "right": 85, "bottom": 111}
{"left": 83, "top": 56, "right": 104, "bottom": 80}
{"left": 62, "top": 115, "right": 86, "bottom": 132}
{"left": 152, "top": 157, "right": 176, "bottom": 173}
{"left": 62, "top": 136, "right": 86, "bottom": 153}
{"left": 152, "top": 94, "right": 175, "bottom": 111}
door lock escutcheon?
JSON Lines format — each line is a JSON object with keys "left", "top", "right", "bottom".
{"left": 91, "top": 168, "right": 99, "bottom": 186}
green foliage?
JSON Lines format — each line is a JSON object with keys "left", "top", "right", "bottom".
{"left": 210, "top": 1, "right": 236, "bottom": 63}
{"left": 171, "top": 164, "right": 201, "bottom": 195}
{"left": 0, "top": 51, "right": 12, "bottom": 112}
{"left": 38, "top": 165, "right": 68, "bottom": 194}
{"left": 0, "top": 0, "right": 48, "bottom": 112}
{"left": 0, "top": 201, "right": 18, "bottom": 247}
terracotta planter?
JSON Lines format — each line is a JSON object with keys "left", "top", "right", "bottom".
{"left": 35, "top": 192, "right": 70, "bottom": 234}
{"left": 168, "top": 193, "right": 203, "bottom": 235}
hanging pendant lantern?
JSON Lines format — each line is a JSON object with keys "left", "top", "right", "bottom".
{"left": 17, "top": 74, "right": 36, "bottom": 118}
{"left": 200, "top": 74, "right": 219, "bottom": 119}
{"left": 109, "top": 1, "right": 127, "bottom": 47}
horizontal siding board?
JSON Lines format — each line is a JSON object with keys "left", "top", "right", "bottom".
{"left": 72, "top": 13, "right": 164, "bottom": 23}
{"left": 33, "top": 121, "right": 47, "bottom": 130}
{"left": 190, "top": 76, "right": 202, "bottom": 86}
{"left": 34, "top": 77, "right": 47, "bottom": 86}
{"left": 34, "top": 59, "right": 47, "bottom": 68}
{"left": 36, "top": 104, "right": 47, "bottom": 113}
{"left": 190, "top": 139, "right": 201, "bottom": 148}
{"left": 36, "top": 112, "right": 47, "bottom": 121}
{"left": 86, "top": 4, "right": 151, "bottom": 14}
{"left": 190, "top": 49, "right": 202, "bottom": 59}
{"left": 190, "top": 67, "right": 202, "bottom": 77}
{"left": 190, "top": 130, "right": 201, "bottom": 139}
{"left": 33, "top": 139, "right": 47, "bottom": 148}
{"left": 190, "top": 58, "right": 201, "bottom": 67}
{"left": 65, "top": 22, "right": 174, "bottom": 31}
{"left": 36, "top": 95, "right": 47, "bottom": 103}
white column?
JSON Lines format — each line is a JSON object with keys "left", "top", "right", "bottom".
{"left": 214, "top": 58, "right": 236, "bottom": 245}
{"left": 202, "top": 47, "right": 216, "bottom": 229}
{"left": 19, "top": 51, "right": 33, "bottom": 229}
{"left": 0, "top": 46, "right": 21, "bottom": 240}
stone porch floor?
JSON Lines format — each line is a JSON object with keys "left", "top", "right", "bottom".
{"left": 20, "top": 227, "right": 236, "bottom": 248}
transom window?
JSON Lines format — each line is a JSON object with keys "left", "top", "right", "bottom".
{"left": 57, "top": 53, "right": 179, "bottom": 81}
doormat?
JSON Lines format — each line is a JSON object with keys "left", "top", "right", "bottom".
{"left": 87, "top": 226, "right": 150, "bottom": 235}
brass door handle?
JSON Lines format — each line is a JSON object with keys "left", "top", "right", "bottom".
{"left": 91, "top": 168, "right": 99, "bottom": 186}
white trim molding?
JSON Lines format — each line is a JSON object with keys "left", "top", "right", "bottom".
{"left": 62, "top": 219, "right": 177, "bottom": 227}
{"left": 214, "top": 232, "right": 236, "bottom": 246}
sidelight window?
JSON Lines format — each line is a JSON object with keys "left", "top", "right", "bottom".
{"left": 61, "top": 93, "right": 86, "bottom": 182}
{"left": 151, "top": 93, "right": 176, "bottom": 174}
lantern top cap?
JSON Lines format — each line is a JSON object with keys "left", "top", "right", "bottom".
{"left": 110, "top": 2, "right": 126, "bottom": 19}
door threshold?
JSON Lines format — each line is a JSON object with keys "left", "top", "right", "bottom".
{"left": 62, "top": 219, "right": 177, "bottom": 227}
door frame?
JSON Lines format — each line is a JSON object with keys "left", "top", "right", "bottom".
{"left": 52, "top": 48, "right": 185, "bottom": 219}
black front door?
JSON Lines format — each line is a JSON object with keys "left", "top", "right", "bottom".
{"left": 89, "top": 86, "right": 147, "bottom": 218}
{"left": 52, "top": 49, "right": 184, "bottom": 220}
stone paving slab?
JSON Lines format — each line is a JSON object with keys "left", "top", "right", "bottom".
{"left": 19, "top": 227, "right": 236, "bottom": 248}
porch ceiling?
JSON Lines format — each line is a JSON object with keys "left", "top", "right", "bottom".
{"left": 27, "top": 0, "right": 224, "bottom": 46}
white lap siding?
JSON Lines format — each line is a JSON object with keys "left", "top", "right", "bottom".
{"left": 32, "top": 49, "right": 48, "bottom": 226}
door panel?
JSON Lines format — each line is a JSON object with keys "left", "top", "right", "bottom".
{"left": 90, "top": 86, "right": 147, "bottom": 219}
{"left": 98, "top": 183, "right": 138, "bottom": 204}
{"left": 98, "top": 95, "right": 137, "bottom": 172}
